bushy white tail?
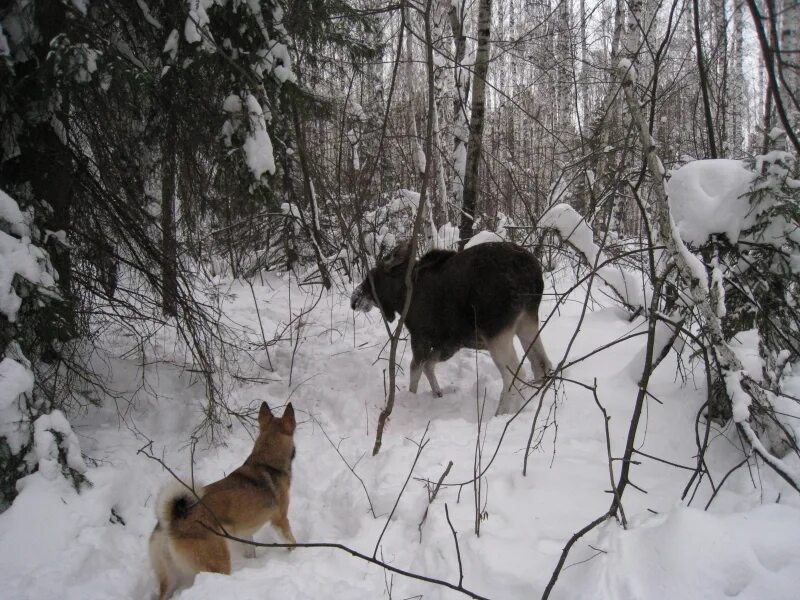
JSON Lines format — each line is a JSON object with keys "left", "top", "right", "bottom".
{"left": 155, "top": 479, "right": 204, "bottom": 527}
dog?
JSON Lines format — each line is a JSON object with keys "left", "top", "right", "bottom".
{"left": 149, "top": 402, "right": 297, "bottom": 599}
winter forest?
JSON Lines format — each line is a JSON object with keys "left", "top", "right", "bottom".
{"left": 1, "top": 0, "right": 799, "bottom": 598}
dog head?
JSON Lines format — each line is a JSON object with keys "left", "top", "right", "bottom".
{"left": 253, "top": 401, "right": 297, "bottom": 469}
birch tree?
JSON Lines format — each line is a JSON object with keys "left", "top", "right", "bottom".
{"left": 458, "top": 0, "right": 493, "bottom": 246}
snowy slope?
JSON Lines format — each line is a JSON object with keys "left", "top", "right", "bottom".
{"left": 1, "top": 268, "right": 799, "bottom": 600}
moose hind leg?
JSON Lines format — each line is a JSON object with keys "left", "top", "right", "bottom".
{"left": 487, "top": 329, "right": 522, "bottom": 415}
{"left": 409, "top": 357, "right": 423, "bottom": 393}
{"left": 422, "top": 359, "right": 443, "bottom": 397}
{"left": 517, "top": 313, "right": 552, "bottom": 381}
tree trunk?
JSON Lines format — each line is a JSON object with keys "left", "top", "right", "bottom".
{"left": 584, "top": 0, "right": 625, "bottom": 218}
{"left": 459, "top": 0, "right": 492, "bottom": 248}
{"left": 556, "top": 0, "right": 574, "bottom": 137}
{"left": 693, "top": 0, "right": 718, "bottom": 157}
{"left": 730, "top": 1, "right": 746, "bottom": 156}
{"left": 781, "top": 0, "right": 799, "bottom": 153}
{"left": 448, "top": 2, "right": 469, "bottom": 215}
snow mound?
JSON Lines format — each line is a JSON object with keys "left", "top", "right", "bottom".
{"left": 666, "top": 159, "right": 756, "bottom": 246}
{"left": 587, "top": 504, "right": 800, "bottom": 599}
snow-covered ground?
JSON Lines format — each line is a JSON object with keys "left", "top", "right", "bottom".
{"left": 2, "top": 267, "right": 800, "bottom": 600}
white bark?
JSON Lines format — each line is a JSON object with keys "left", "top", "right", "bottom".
{"left": 781, "top": 0, "right": 800, "bottom": 148}
{"left": 729, "top": 0, "right": 746, "bottom": 156}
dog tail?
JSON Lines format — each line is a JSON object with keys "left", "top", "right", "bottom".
{"left": 155, "top": 479, "right": 204, "bottom": 528}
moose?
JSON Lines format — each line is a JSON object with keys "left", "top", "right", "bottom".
{"left": 350, "top": 240, "right": 552, "bottom": 415}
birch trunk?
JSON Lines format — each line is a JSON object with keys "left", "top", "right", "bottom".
{"left": 448, "top": 1, "right": 469, "bottom": 213}
{"left": 458, "top": 0, "right": 492, "bottom": 247}
{"left": 730, "top": 1, "right": 746, "bottom": 156}
{"left": 781, "top": 0, "right": 799, "bottom": 152}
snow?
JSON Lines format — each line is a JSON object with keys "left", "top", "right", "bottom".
{"left": 1, "top": 190, "right": 59, "bottom": 322}
{"left": 539, "top": 203, "right": 649, "bottom": 310}
{"left": 185, "top": 0, "right": 212, "bottom": 45}
{"left": 666, "top": 159, "right": 756, "bottom": 246}
{"left": 0, "top": 229, "right": 58, "bottom": 322}
{"left": 163, "top": 29, "right": 179, "bottom": 60}
{"left": 588, "top": 504, "right": 800, "bottom": 599}
{"left": 0, "top": 267, "right": 799, "bottom": 600}
{"left": 464, "top": 230, "right": 504, "bottom": 248}
{"left": 0, "top": 188, "right": 29, "bottom": 237}
{"left": 267, "top": 41, "right": 296, "bottom": 84}
{"left": 436, "top": 222, "right": 459, "bottom": 249}
{"left": 725, "top": 369, "right": 753, "bottom": 423}
{"left": 33, "top": 411, "right": 87, "bottom": 480}
{"left": 222, "top": 94, "right": 242, "bottom": 113}
{"left": 540, "top": 204, "right": 597, "bottom": 261}
{"left": 387, "top": 189, "right": 420, "bottom": 214}
{"left": 242, "top": 94, "right": 276, "bottom": 180}
{"left": 0, "top": 356, "right": 34, "bottom": 454}
{"left": 137, "top": 0, "right": 163, "bottom": 29}
{"left": 70, "top": 0, "right": 88, "bottom": 15}
{"left": 669, "top": 214, "right": 709, "bottom": 292}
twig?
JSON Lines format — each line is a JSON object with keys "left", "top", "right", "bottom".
{"left": 590, "top": 380, "right": 626, "bottom": 526}
{"left": 205, "top": 528, "right": 491, "bottom": 600}
{"left": 418, "top": 460, "right": 454, "bottom": 541}
{"left": 541, "top": 512, "right": 612, "bottom": 599}
{"left": 445, "top": 503, "right": 464, "bottom": 588}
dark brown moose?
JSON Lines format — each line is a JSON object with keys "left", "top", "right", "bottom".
{"left": 351, "top": 241, "right": 552, "bottom": 415}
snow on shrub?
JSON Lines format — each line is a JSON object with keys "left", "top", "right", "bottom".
{"left": 0, "top": 352, "right": 34, "bottom": 456}
{"left": 0, "top": 189, "right": 83, "bottom": 509}
{"left": 540, "top": 203, "right": 649, "bottom": 312}
{"left": 32, "top": 410, "right": 87, "bottom": 482}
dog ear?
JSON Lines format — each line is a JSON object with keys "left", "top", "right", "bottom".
{"left": 258, "top": 401, "right": 273, "bottom": 428}
{"left": 281, "top": 403, "right": 296, "bottom": 434}
{"left": 382, "top": 240, "right": 412, "bottom": 270}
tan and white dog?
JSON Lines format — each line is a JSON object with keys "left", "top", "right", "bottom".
{"left": 149, "top": 402, "right": 297, "bottom": 599}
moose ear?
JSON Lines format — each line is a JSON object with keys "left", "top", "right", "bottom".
{"left": 281, "top": 403, "right": 296, "bottom": 434}
{"left": 382, "top": 240, "right": 412, "bottom": 270}
{"left": 258, "top": 401, "right": 273, "bottom": 428}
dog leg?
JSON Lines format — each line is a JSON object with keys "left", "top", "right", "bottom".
{"left": 173, "top": 536, "right": 231, "bottom": 578}
{"left": 273, "top": 515, "right": 297, "bottom": 550}
{"left": 240, "top": 535, "right": 256, "bottom": 559}
{"left": 149, "top": 527, "right": 177, "bottom": 600}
